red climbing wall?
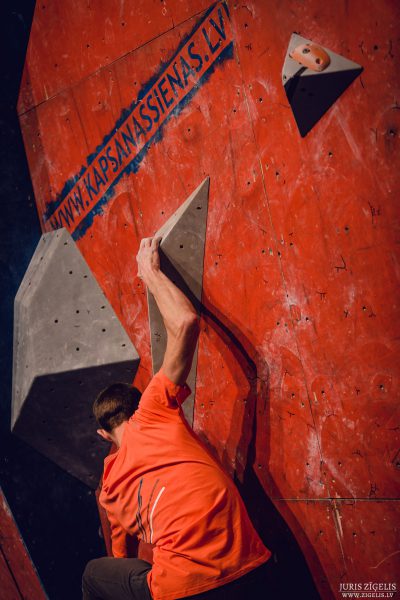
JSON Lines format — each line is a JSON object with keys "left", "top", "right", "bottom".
{"left": 0, "top": 488, "right": 47, "bottom": 599}
{"left": 18, "top": 1, "right": 400, "bottom": 598}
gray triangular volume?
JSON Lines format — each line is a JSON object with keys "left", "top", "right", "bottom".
{"left": 12, "top": 228, "right": 140, "bottom": 488}
{"left": 282, "top": 34, "right": 363, "bottom": 136}
{"left": 147, "top": 178, "right": 209, "bottom": 425}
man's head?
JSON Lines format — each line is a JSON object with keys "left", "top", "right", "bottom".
{"left": 93, "top": 383, "right": 141, "bottom": 446}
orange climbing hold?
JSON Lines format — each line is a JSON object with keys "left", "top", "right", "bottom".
{"left": 290, "top": 42, "right": 331, "bottom": 71}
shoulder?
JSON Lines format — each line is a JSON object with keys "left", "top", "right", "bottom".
{"left": 135, "top": 368, "right": 192, "bottom": 416}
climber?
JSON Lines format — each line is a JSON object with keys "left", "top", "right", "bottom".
{"left": 82, "top": 236, "right": 274, "bottom": 600}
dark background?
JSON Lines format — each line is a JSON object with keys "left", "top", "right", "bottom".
{"left": 0, "top": 2, "right": 104, "bottom": 598}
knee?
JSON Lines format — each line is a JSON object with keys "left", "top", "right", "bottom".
{"left": 82, "top": 558, "right": 104, "bottom": 590}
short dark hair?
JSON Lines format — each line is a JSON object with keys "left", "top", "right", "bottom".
{"left": 93, "top": 383, "right": 141, "bottom": 432}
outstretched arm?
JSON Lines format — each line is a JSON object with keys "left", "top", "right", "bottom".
{"left": 137, "top": 237, "right": 199, "bottom": 385}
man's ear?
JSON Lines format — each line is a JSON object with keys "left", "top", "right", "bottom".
{"left": 97, "top": 428, "right": 113, "bottom": 443}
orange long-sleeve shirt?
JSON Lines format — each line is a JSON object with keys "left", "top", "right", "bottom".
{"left": 99, "top": 369, "right": 271, "bottom": 600}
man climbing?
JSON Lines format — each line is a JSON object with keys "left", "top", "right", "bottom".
{"left": 82, "top": 236, "right": 273, "bottom": 600}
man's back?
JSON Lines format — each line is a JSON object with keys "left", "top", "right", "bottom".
{"left": 100, "top": 369, "right": 271, "bottom": 600}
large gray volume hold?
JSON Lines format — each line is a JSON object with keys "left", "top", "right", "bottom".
{"left": 12, "top": 228, "right": 140, "bottom": 488}
{"left": 147, "top": 178, "right": 209, "bottom": 425}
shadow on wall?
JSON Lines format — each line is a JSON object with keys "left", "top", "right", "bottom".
{"left": 161, "top": 252, "right": 325, "bottom": 599}
{"left": 202, "top": 297, "right": 325, "bottom": 600}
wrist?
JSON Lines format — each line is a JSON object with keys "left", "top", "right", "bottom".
{"left": 142, "top": 266, "right": 164, "bottom": 293}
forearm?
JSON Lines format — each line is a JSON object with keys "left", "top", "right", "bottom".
{"left": 145, "top": 268, "right": 198, "bottom": 336}
{"left": 137, "top": 236, "right": 200, "bottom": 384}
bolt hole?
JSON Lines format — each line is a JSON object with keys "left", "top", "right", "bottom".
{"left": 69, "top": 270, "right": 73, "bottom": 275}
{"left": 316, "top": 58, "right": 321, "bottom": 64}
{"left": 54, "top": 319, "right": 58, "bottom": 323}
{"left": 76, "top": 310, "right": 80, "bottom": 314}
{"left": 179, "top": 244, "right": 183, "bottom": 248}
{"left": 121, "top": 343, "right": 126, "bottom": 347}
{"left": 102, "top": 328, "right": 106, "bottom": 332}
{"left": 76, "top": 347, "right": 80, "bottom": 351}
{"left": 101, "top": 305, "right": 105, "bottom": 309}
{"left": 302, "top": 47, "right": 310, "bottom": 54}
{"left": 196, "top": 206, "right": 202, "bottom": 210}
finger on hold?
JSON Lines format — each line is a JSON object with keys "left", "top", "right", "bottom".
{"left": 142, "top": 237, "right": 152, "bottom": 248}
{"left": 151, "top": 236, "right": 162, "bottom": 250}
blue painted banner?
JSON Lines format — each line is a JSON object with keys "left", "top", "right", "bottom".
{"left": 44, "top": 2, "right": 233, "bottom": 240}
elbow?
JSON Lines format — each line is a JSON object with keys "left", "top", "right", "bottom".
{"left": 180, "top": 312, "right": 199, "bottom": 338}
{"left": 167, "top": 311, "right": 199, "bottom": 341}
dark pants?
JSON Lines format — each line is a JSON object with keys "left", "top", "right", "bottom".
{"left": 82, "top": 557, "right": 276, "bottom": 600}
